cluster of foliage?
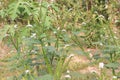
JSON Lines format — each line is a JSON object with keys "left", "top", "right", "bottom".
{"left": 0, "top": 0, "right": 120, "bottom": 80}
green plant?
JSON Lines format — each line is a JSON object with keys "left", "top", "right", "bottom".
{"left": 0, "top": 0, "right": 72, "bottom": 79}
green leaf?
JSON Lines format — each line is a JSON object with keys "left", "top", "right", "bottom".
{"left": 0, "top": 9, "right": 6, "bottom": 18}
{"left": 7, "top": 1, "right": 20, "bottom": 20}
{"left": 9, "top": 25, "right": 15, "bottom": 36}
{"left": 45, "top": 46, "right": 56, "bottom": 53}
{"left": 105, "top": 62, "right": 120, "bottom": 69}
{"left": 62, "top": 34, "right": 70, "bottom": 42}
{"left": 38, "top": 74, "right": 53, "bottom": 80}
{"left": 39, "top": 33, "right": 46, "bottom": 39}
{"left": 72, "top": 31, "right": 80, "bottom": 36}
{"left": 41, "top": 7, "right": 48, "bottom": 20}
{"left": 70, "top": 71, "right": 82, "bottom": 78}
{"left": 23, "top": 38, "right": 40, "bottom": 46}
{"left": 22, "top": 4, "right": 31, "bottom": 16}
{"left": 0, "top": 25, "right": 10, "bottom": 41}
{"left": 103, "top": 45, "right": 119, "bottom": 54}
{"left": 20, "top": 27, "right": 31, "bottom": 37}
{"left": 44, "top": 16, "right": 51, "bottom": 27}
{"left": 51, "top": 4, "right": 59, "bottom": 12}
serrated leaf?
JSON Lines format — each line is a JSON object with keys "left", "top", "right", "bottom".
{"left": 22, "top": 5, "right": 31, "bottom": 15}
{"left": 72, "top": 31, "right": 80, "bottom": 36}
{"left": 105, "top": 62, "right": 120, "bottom": 69}
{"left": 45, "top": 46, "right": 56, "bottom": 53}
{"left": 51, "top": 4, "right": 59, "bottom": 12}
{"left": 44, "top": 16, "right": 51, "bottom": 27}
{"left": 41, "top": 7, "right": 47, "bottom": 20}
{"left": 62, "top": 34, "right": 70, "bottom": 42}
{"left": 7, "top": 2, "right": 20, "bottom": 20}
{"left": 23, "top": 38, "right": 41, "bottom": 46}
{"left": 40, "top": 33, "right": 46, "bottom": 39}
{"left": 0, "top": 9, "right": 6, "bottom": 18}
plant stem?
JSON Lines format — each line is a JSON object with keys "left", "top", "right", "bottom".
{"left": 41, "top": 40, "right": 53, "bottom": 75}
{"left": 9, "top": 35, "right": 20, "bottom": 53}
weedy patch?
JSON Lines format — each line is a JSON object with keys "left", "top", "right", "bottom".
{"left": 0, "top": 0, "right": 120, "bottom": 80}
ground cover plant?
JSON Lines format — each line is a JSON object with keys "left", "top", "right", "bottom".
{"left": 0, "top": 0, "right": 120, "bottom": 80}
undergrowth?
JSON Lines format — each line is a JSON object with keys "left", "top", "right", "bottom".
{"left": 0, "top": 0, "right": 120, "bottom": 80}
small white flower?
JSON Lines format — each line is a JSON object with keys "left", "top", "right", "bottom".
{"left": 66, "top": 70, "right": 70, "bottom": 74}
{"left": 100, "top": 43, "right": 103, "bottom": 46}
{"left": 112, "top": 76, "right": 117, "bottom": 79}
{"left": 99, "top": 15, "right": 105, "bottom": 19}
{"left": 99, "top": 62, "right": 104, "bottom": 69}
{"left": 14, "top": 24, "right": 17, "bottom": 28}
{"left": 89, "top": 53, "right": 93, "bottom": 58}
{"left": 105, "top": 5, "right": 108, "bottom": 9}
{"left": 25, "top": 70, "right": 30, "bottom": 74}
{"left": 114, "top": 36, "right": 118, "bottom": 39}
{"left": 57, "top": 27, "right": 60, "bottom": 30}
{"left": 64, "top": 44, "right": 70, "bottom": 48}
{"left": 115, "top": 20, "right": 119, "bottom": 23}
{"left": 68, "top": 8, "right": 73, "bottom": 11}
{"left": 31, "top": 50, "right": 37, "bottom": 53}
{"left": 108, "top": 17, "right": 111, "bottom": 20}
{"left": 68, "top": 54, "right": 74, "bottom": 58}
{"left": 62, "top": 29, "right": 66, "bottom": 32}
{"left": 26, "top": 24, "right": 33, "bottom": 28}
{"left": 94, "top": 11, "right": 98, "bottom": 14}
{"left": 30, "top": 33, "right": 36, "bottom": 38}
{"left": 64, "top": 74, "right": 71, "bottom": 79}
{"left": 81, "top": 22, "right": 86, "bottom": 25}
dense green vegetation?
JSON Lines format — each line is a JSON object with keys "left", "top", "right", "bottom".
{"left": 0, "top": 0, "right": 120, "bottom": 80}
